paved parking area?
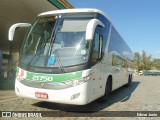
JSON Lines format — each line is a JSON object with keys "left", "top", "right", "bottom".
{"left": 0, "top": 76, "right": 160, "bottom": 120}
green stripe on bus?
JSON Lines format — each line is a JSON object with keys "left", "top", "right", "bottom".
{"left": 26, "top": 71, "right": 82, "bottom": 82}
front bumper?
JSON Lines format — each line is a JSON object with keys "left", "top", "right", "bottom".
{"left": 15, "top": 79, "right": 89, "bottom": 105}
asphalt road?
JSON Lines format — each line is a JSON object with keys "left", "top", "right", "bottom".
{"left": 0, "top": 76, "right": 160, "bottom": 120}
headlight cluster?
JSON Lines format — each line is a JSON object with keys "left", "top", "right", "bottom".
{"left": 63, "top": 76, "right": 90, "bottom": 87}
{"left": 16, "top": 69, "right": 26, "bottom": 81}
{"left": 16, "top": 74, "right": 25, "bottom": 81}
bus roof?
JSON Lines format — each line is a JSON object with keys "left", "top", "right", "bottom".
{"left": 38, "top": 8, "right": 109, "bottom": 19}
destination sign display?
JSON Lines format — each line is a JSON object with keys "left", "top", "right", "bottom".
{"left": 39, "top": 17, "right": 55, "bottom": 23}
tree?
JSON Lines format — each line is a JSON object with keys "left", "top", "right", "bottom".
{"left": 133, "top": 52, "right": 141, "bottom": 71}
{"left": 142, "top": 50, "right": 152, "bottom": 70}
{"left": 152, "top": 59, "right": 160, "bottom": 70}
{"left": 133, "top": 50, "right": 152, "bottom": 71}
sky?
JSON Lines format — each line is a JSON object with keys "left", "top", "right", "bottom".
{"left": 68, "top": 0, "right": 160, "bottom": 59}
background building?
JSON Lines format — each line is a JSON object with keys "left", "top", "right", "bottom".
{"left": 0, "top": 0, "right": 73, "bottom": 79}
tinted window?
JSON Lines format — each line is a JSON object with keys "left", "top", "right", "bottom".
{"left": 92, "top": 33, "right": 99, "bottom": 60}
{"left": 109, "top": 26, "right": 133, "bottom": 60}
{"left": 91, "top": 32, "right": 103, "bottom": 65}
{"left": 96, "top": 13, "right": 111, "bottom": 53}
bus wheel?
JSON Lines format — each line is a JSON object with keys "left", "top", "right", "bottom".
{"left": 126, "top": 75, "right": 132, "bottom": 87}
{"left": 99, "top": 77, "right": 112, "bottom": 102}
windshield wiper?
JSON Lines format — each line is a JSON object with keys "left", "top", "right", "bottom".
{"left": 54, "top": 49, "right": 65, "bottom": 73}
{"left": 45, "top": 17, "right": 65, "bottom": 73}
{"left": 26, "top": 37, "right": 49, "bottom": 70}
{"left": 25, "top": 52, "right": 38, "bottom": 70}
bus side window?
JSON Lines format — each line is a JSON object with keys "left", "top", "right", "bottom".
{"left": 91, "top": 33, "right": 102, "bottom": 65}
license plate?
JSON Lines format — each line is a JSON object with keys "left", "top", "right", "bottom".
{"left": 35, "top": 92, "right": 48, "bottom": 99}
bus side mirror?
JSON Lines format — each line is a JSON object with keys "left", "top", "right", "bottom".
{"left": 8, "top": 23, "right": 31, "bottom": 41}
{"left": 86, "top": 19, "right": 105, "bottom": 41}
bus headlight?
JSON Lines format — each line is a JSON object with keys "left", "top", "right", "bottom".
{"left": 16, "top": 75, "right": 25, "bottom": 81}
{"left": 63, "top": 75, "right": 90, "bottom": 87}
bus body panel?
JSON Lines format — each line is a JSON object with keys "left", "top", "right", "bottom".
{"left": 11, "top": 8, "right": 134, "bottom": 105}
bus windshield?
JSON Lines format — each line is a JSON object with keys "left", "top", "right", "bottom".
{"left": 20, "top": 16, "right": 91, "bottom": 69}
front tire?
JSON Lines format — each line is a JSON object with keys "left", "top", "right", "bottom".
{"left": 99, "top": 77, "right": 112, "bottom": 101}
{"left": 126, "top": 75, "right": 132, "bottom": 87}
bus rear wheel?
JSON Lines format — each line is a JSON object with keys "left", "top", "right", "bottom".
{"left": 125, "top": 75, "right": 132, "bottom": 87}
{"left": 99, "top": 77, "right": 112, "bottom": 102}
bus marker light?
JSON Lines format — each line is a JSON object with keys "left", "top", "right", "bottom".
{"left": 84, "top": 76, "right": 90, "bottom": 81}
{"left": 71, "top": 93, "right": 80, "bottom": 100}
{"left": 20, "top": 70, "right": 24, "bottom": 77}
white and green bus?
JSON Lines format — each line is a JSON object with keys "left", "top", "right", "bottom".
{"left": 9, "top": 8, "right": 133, "bottom": 105}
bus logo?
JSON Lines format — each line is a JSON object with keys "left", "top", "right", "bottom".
{"left": 40, "top": 83, "right": 45, "bottom": 88}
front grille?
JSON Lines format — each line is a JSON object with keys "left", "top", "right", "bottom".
{"left": 20, "top": 80, "right": 71, "bottom": 90}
